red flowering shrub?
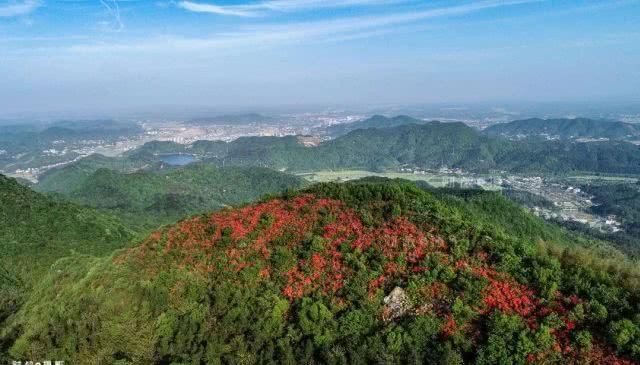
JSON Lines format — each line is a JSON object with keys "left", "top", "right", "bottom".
{"left": 482, "top": 279, "right": 537, "bottom": 317}
{"left": 114, "top": 191, "right": 639, "bottom": 365}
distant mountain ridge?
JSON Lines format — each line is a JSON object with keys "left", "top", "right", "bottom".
{"left": 483, "top": 117, "right": 640, "bottom": 140}
{"left": 326, "top": 114, "right": 430, "bottom": 136}
{"left": 37, "top": 117, "right": 640, "bottom": 187}
{"left": 189, "top": 121, "right": 640, "bottom": 174}
{"left": 187, "top": 113, "right": 277, "bottom": 125}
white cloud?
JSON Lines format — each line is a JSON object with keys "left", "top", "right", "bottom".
{"left": 163, "top": 0, "right": 544, "bottom": 49}
{"left": 71, "top": 0, "right": 543, "bottom": 53}
{"left": 0, "top": 0, "right": 41, "bottom": 17}
{"left": 176, "top": 0, "right": 400, "bottom": 17}
{"left": 177, "top": 1, "right": 259, "bottom": 16}
{"left": 99, "top": 0, "right": 124, "bottom": 32}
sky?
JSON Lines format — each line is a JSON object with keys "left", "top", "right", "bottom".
{"left": 0, "top": 0, "right": 639, "bottom": 117}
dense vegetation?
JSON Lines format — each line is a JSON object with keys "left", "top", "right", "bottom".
{"left": 483, "top": 118, "right": 640, "bottom": 141}
{"left": 196, "top": 122, "right": 503, "bottom": 172}
{"left": 568, "top": 181, "right": 640, "bottom": 257}
{"left": 111, "top": 120, "right": 640, "bottom": 175}
{"left": 585, "top": 182, "right": 640, "bottom": 236}
{"left": 61, "top": 163, "right": 307, "bottom": 229}
{"left": 325, "top": 115, "right": 431, "bottom": 137}
{"left": 3, "top": 180, "right": 639, "bottom": 364}
{"left": 0, "top": 174, "right": 134, "bottom": 341}
{"left": 35, "top": 153, "right": 150, "bottom": 194}
{"left": 33, "top": 118, "right": 640, "bottom": 194}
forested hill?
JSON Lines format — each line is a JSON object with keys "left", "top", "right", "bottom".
{"left": 0, "top": 174, "right": 132, "bottom": 262}
{"left": 325, "top": 114, "right": 430, "bottom": 136}
{"left": 0, "top": 174, "right": 134, "bottom": 330}
{"left": 209, "top": 121, "right": 500, "bottom": 172}
{"left": 194, "top": 121, "right": 640, "bottom": 174}
{"left": 34, "top": 119, "right": 640, "bottom": 187}
{"left": 63, "top": 163, "right": 307, "bottom": 228}
{"left": 483, "top": 118, "right": 640, "bottom": 141}
{"left": 3, "top": 180, "right": 639, "bottom": 364}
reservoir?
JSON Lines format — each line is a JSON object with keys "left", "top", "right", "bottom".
{"left": 159, "top": 154, "right": 198, "bottom": 166}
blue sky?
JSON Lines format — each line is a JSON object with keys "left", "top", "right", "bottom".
{"left": 0, "top": 0, "right": 639, "bottom": 116}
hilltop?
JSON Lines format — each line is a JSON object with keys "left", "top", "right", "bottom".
{"left": 63, "top": 163, "right": 307, "bottom": 228}
{"left": 483, "top": 118, "right": 640, "bottom": 141}
{"left": 35, "top": 153, "right": 149, "bottom": 194}
{"left": 326, "top": 115, "right": 430, "bottom": 137}
{"left": 3, "top": 180, "right": 638, "bottom": 364}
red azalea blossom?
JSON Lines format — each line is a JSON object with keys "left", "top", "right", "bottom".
{"left": 117, "top": 194, "right": 638, "bottom": 365}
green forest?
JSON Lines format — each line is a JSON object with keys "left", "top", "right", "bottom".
{"left": 2, "top": 178, "right": 639, "bottom": 364}
{"left": 58, "top": 163, "right": 306, "bottom": 229}
{"left": 483, "top": 118, "right": 640, "bottom": 141}
{"left": 126, "top": 121, "right": 640, "bottom": 174}
{"left": 32, "top": 121, "right": 640, "bottom": 191}
{"left": 2, "top": 116, "right": 640, "bottom": 364}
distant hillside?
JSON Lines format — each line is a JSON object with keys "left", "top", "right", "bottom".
{"left": 41, "top": 117, "right": 640, "bottom": 186}
{"left": 197, "top": 121, "right": 640, "bottom": 174}
{"left": 326, "top": 115, "right": 430, "bottom": 136}
{"left": 3, "top": 180, "right": 638, "bottom": 364}
{"left": 0, "top": 120, "right": 143, "bottom": 173}
{"left": 35, "top": 153, "right": 149, "bottom": 194}
{"left": 484, "top": 118, "right": 640, "bottom": 141}
{"left": 190, "top": 121, "right": 500, "bottom": 172}
{"left": 494, "top": 140, "right": 640, "bottom": 174}
{"left": 122, "top": 140, "right": 188, "bottom": 161}
{"left": 187, "top": 113, "right": 277, "bottom": 125}
{"left": 50, "top": 119, "right": 141, "bottom": 132}
{"left": 0, "top": 174, "right": 133, "bottom": 326}
{"left": 63, "top": 163, "right": 307, "bottom": 228}
{"left": 0, "top": 120, "right": 141, "bottom": 146}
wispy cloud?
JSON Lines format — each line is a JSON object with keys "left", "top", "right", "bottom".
{"left": 177, "top": 0, "right": 399, "bottom": 17}
{"left": 99, "top": 0, "right": 124, "bottom": 31}
{"left": 67, "top": 0, "right": 543, "bottom": 53}
{"left": 177, "top": 1, "right": 257, "bottom": 17}
{"left": 0, "top": 0, "right": 41, "bottom": 17}
{"left": 1, "top": 0, "right": 551, "bottom": 57}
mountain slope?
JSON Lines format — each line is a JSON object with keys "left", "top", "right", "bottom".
{"left": 484, "top": 118, "right": 640, "bottom": 140}
{"left": 210, "top": 121, "right": 503, "bottom": 172}
{"left": 35, "top": 153, "right": 149, "bottom": 194}
{"left": 0, "top": 174, "right": 134, "bottom": 331}
{"left": 326, "top": 115, "right": 430, "bottom": 137}
{"left": 35, "top": 117, "right": 640, "bottom": 201}
{"left": 0, "top": 174, "right": 133, "bottom": 268}
{"left": 4, "top": 180, "right": 638, "bottom": 364}
{"left": 212, "top": 121, "right": 640, "bottom": 174}
{"left": 64, "top": 163, "right": 307, "bottom": 228}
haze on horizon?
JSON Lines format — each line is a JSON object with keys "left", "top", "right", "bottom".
{"left": 0, "top": 0, "right": 639, "bottom": 118}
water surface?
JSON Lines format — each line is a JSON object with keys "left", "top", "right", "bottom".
{"left": 159, "top": 154, "right": 198, "bottom": 166}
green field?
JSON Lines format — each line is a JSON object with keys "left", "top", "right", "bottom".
{"left": 297, "top": 170, "right": 503, "bottom": 190}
